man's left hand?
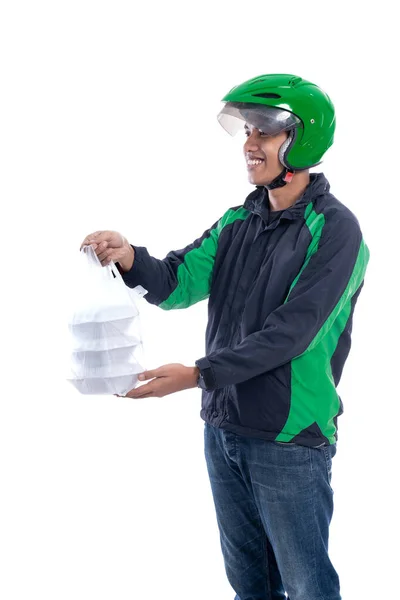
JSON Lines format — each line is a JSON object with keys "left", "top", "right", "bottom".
{"left": 119, "top": 363, "right": 200, "bottom": 399}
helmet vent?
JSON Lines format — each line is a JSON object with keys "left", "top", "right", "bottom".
{"left": 249, "top": 77, "right": 268, "bottom": 85}
{"left": 252, "top": 93, "right": 281, "bottom": 99}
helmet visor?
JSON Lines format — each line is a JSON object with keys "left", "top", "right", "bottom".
{"left": 217, "top": 102, "right": 302, "bottom": 137}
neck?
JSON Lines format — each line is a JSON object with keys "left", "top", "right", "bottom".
{"left": 268, "top": 170, "right": 311, "bottom": 211}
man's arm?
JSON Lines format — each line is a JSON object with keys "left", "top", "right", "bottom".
{"left": 119, "top": 207, "right": 249, "bottom": 310}
{"left": 195, "top": 217, "right": 370, "bottom": 390}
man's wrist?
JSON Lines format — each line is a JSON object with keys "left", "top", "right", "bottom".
{"left": 119, "top": 245, "right": 135, "bottom": 272}
{"left": 194, "top": 366, "right": 209, "bottom": 390}
{"left": 191, "top": 366, "right": 201, "bottom": 388}
{"left": 194, "top": 358, "right": 216, "bottom": 390}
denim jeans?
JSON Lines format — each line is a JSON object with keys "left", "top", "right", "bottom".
{"left": 204, "top": 422, "right": 341, "bottom": 600}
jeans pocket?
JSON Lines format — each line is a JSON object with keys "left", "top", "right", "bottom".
{"left": 273, "top": 441, "right": 296, "bottom": 445}
{"left": 323, "top": 445, "right": 336, "bottom": 491}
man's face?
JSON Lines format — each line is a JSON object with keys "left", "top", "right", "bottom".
{"left": 243, "top": 124, "right": 289, "bottom": 186}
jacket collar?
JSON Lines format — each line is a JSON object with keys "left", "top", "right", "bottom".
{"left": 243, "top": 172, "right": 330, "bottom": 223}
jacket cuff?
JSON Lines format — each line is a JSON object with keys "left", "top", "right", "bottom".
{"left": 195, "top": 356, "right": 218, "bottom": 391}
{"left": 117, "top": 245, "right": 144, "bottom": 288}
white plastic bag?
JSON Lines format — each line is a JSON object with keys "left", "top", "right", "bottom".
{"left": 67, "top": 245, "right": 147, "bottom": 395}
{"left": 69, "top": 245, "right": 140, "bottom": 324}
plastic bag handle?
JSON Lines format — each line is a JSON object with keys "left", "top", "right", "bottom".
{"left": 81, "top": 244, "right": 98, "bottom": 266}
{"left": 109, "top": 260, "right": 124, "bottom": 282}
{"left": 81, "top": 245, "right": 124, "bottom": 282}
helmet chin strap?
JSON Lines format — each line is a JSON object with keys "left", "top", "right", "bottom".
{"left": 264, "top": 167, "right": 294, "bottom": 190}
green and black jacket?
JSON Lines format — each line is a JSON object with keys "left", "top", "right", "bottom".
{"left": 121, "top": 173, "right": 370, "bottom": 447}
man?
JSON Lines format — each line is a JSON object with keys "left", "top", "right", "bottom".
{"left": 81, "top": 74, "right": 370, "bottom": 600}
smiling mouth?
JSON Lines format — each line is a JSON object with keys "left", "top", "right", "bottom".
{"left": 247, "top": 158, "right": 265, "bottom": 170}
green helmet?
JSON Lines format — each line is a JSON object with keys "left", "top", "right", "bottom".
{"left": 218, "top": 74, "right": 336, "bottom": 171}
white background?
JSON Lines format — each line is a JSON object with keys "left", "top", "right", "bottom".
{"left": 1, "top": 1, "right": 398, "bottom": 599}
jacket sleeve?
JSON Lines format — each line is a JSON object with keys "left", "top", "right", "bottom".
{"left": 118, "top": 207, "right": 247, "bottom": 309}
{"left": 195, "top": 217, "right": 370, "bottom": 390}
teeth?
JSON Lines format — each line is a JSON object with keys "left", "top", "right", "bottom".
{"left": 247, "top": 159, "right": 263, "bottom": 166}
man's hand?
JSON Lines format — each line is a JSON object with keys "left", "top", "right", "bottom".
{"left": 80, "top": 230, "right": 135, "bottom": 271}
{"left": 120, "top": 364, "right": 200, "bottom": 399}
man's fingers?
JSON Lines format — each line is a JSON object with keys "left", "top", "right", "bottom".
{"left": 80, "top": 240, "right": 96, "bottom": 251}
{"left": 98, "top": 247, "right": 126, "bottom": 266}
{"left": 79, "top": 240, "right": 122, "bottom": 267}
{"left": 126, "top": 383, "right": 155, "bottom": 398}
{"left": 88, "top": 231, "right": 110, "bottom": 244}
{"left": 86, "top": 231, "right": 102, "bottom": 241}
{"left": 138, "top": 368, "right": 163, "bottom": 381}
{"left": 115, "top": 391, "right": 154, "bottom": 399}
{"left": 91, "top": 241, "right": 107, "bottom": 255}
{"left": 97, "top": 246, "right": 112, "bottom": 262}
{"left": 80, "top": 231, "right": 112, "bottom": 249}
{"left": 94, "top": 243, "right": 117, "bottom": 266}
{"left": 80, "top": 231, "right": 102, "bottom": 249}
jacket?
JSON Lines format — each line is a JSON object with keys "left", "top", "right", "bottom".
{"left": 120, "top": 172, "right": 370, "bottom": 447}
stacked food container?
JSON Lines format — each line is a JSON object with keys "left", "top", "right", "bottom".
{"left": 67, "top": 246, "right": 146, "bottom": 395}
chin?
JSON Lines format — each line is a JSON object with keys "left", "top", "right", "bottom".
{"left": 248, "top": 173, "right": 273, "bottom": 187}
{"left": 248, "top": 171, "right": 281, "bottom": 186}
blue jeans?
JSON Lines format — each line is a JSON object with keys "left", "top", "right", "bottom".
{"left": 204, "top": 422, "right": 341, "bottom": 600}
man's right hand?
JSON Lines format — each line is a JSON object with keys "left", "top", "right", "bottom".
{"left": 80, "top": 230, "right": 135, "bottom": 271}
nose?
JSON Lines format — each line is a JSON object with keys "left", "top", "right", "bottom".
{"left": 244, "top": 130, "right": 261, "bottom": 153}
